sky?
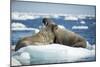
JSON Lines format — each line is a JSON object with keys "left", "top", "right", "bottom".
{"left": 11, "top": 1, "right": 96, "bottom": 16}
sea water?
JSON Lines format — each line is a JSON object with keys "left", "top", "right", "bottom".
{"left": 11, "top": 17, "right": 96, "bottom": 66}
{"left": 11, "top": 17, "right": 96, "bottom": 45}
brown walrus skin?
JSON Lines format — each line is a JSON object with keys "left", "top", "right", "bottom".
{"left": 42, "top": 18, "right": 87, "bottom": 48}
{"left": 15, "top": 18, "right": 87, "bottom": 51}
{"left": 15, "top": 20, "right": 56, "bottom": 51}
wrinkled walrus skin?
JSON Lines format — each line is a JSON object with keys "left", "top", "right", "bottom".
{"left": 42, "top": 18, "right": 87, "bottom": 48}
{"left": 53, "top": 26, "right": 87, "bottom": 48}
{"left": 15, "top": 20, "right": 56, "bottom": 51}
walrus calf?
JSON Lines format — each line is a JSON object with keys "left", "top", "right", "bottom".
{"left": 43, "top": 18, "right": 87, "bottom": 48}
{"left": 15, "top": 19, "right": 56, "bottom": 51}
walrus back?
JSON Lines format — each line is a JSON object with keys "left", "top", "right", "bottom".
{"left": 15, "top": 27, "right": 55, "bottom": 51}
{"left": 53, "top": 27, "right": 87, "bottom": 48}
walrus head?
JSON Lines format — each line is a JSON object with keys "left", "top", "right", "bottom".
{"left": 42, "top": 18, "right": 56, "bottom": 26}
{"left": 42, "top": 18, "right": 58, "bottom": 31}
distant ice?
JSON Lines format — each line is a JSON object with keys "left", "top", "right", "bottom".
{"left": 12, "top": 22, "right": 26, "bottom": 28}
{"left": 12, "top": 43, "right": 95, "bottom": 66}
{"left": 12, "top": 12, "right": 95, "bottom": 20}
{"left": 64, "top": 16, "right": 78, "bottom": 20}
{"left": 12, "top": 12, "right": 60, "bottom": 20}
{"left": 11, "top": 22, "right": 39, "bottom": 33}
{"left": 52, "top": 15, "right": 60, "bottom": 18}
{"left": 58, "top": 25, "right": 66, "bottom": 29}
{"left": 72, "top": 26, "right": 88, "bottom": 29}
{"left": 80, "top": 20, "right": 86, "bottom": 24}
{"left": 12, "top": 12, "right": 40, "bottom": 20}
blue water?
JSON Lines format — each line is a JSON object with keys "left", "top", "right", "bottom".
{"left": 11, "top": 17, "right": 96, "bottom": 45}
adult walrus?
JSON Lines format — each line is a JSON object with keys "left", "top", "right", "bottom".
{"left": 43, "top": 18, "right": 87, "bottom": 48}
{"left": 15, "top": 19, "right": 56, "bottom": 51}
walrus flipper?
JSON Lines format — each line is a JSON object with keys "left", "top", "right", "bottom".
{"left": 15, "top": 41, "right": 28, "bottom": 51}
{"left": 72, "top": 41, "right": 87, "bottom": 48}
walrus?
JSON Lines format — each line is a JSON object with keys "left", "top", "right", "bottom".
{"left": 42, "top": 18, "right": 87, "bottom": 48}
{"left": 15, "top": 18, "right": 56, "bottom": 51}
